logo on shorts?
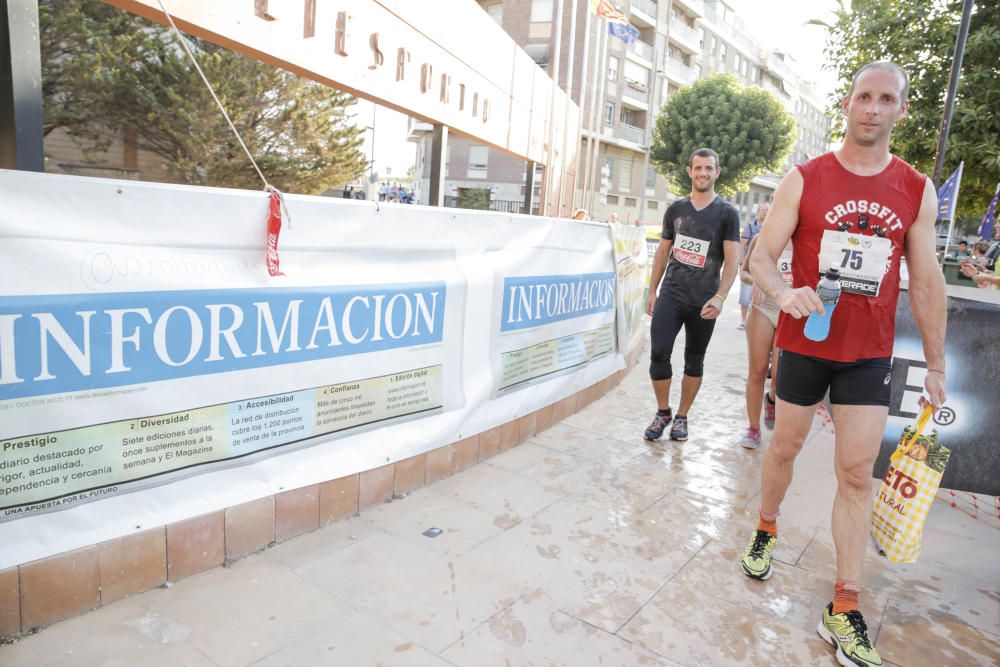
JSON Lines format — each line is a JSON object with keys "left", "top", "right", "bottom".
{"left": 884, "top": 372, "right": 891, "bottom": 385}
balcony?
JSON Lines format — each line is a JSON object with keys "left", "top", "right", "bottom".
{"left": 671, "top": 0, "right": 704, "bottom": 18}
{"left": 615, "top": 122, "right": 646, "bottom": 145}
{"left": 765, "top": 51, "right": 799, "bottom": 87}
{"left": 621, "top": 79, "right": 651, "bottom": 110}
{"left": 664, "top": 57, "right": 696, "bottom": 86}
{"left": 406, "top": 118, "right": 433, "bottom": 142}
{"left": 629, "top": 0, "right": 657, "bottom": 28}
{"left": 761, "top": 79, "right": 795, "bottom": 112}
{"left": 668, "top": 17, "right": 701, "bottom": 53}
{"left": 626, "top": 39, "right": 654, "bottom": 64}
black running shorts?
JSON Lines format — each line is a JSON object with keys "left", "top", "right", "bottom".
{"left": 776, "top": 349, "right": 892, "bottom": 407}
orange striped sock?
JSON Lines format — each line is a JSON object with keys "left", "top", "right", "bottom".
{"left": 757, "top": 509, "right": 778, "bottom": 537}
{"left": 833, "top": 580, "right": 860, "bottom": 614}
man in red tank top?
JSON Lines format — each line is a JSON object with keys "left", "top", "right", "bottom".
{"left": 738, "top": 62, "right": 947, "bottom": 667}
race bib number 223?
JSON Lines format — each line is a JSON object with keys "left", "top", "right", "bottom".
{"left": 672, "top": 233, "right": 709, "bottom": 268}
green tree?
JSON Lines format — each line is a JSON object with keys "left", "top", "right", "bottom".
{"left": 40, "top": 0, "right": 367, "bottom": 193}
{"left": 456, "top": 187, "right": 491, "bottom": 210}
{"left": 649, "top": 74, "right": 796, "bottom": 196}
{"left": 814, "top": 0, "right": 999, "bottom": 218}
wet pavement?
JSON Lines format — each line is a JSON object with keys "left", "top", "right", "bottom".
{"left": 3, "top": 301, "right": 998, "bottom": 666}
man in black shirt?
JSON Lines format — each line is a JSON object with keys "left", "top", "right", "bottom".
{"left": 644, "top": 148, "right": 741, "bottom": 441}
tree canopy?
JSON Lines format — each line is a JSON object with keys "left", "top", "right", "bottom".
{"left": 40, "top": 0, "right": 367, "bottom": 193}
{"left": 815, "top": 0, "right": 999, "bottom": 218}
{"left": 649, "top": 74, "right": 796, "bottom": 196}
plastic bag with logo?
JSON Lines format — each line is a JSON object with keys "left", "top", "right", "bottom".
{"left": 871, "top": 404, "right": 951, "bottom": 563}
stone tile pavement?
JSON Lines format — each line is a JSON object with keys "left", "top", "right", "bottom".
{"left": 3, "top": 303, "right": 997, "bottom": 666}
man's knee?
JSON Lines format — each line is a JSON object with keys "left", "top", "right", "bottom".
{"left": 682, "top": 351, "right": 706, "bottom": 377}
{"left": 769, "top": 434, "right": 805, "bottom": 463}
{"left": 649, "top": 354, "right": 673, "bottom": 381}
{"left": 837, "top": 461, "right": 875, "bottom": 492}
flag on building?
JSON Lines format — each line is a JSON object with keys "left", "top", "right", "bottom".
{"left": 936, "top": 164, "right": 963, "bottom": 221}
{"left": 608, "top": 20, "right": 640, "bottom": 44}
{"left": 592, "top": 0, "right": 627, "bottom": 23}
{"left": 979, "top": 184, "right": 999, "bottom": 240}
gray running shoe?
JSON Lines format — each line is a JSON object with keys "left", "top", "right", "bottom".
{"left": 764, "top": 396, "right": 776, "bottom": 430}
{"left": 644, "top": 410, "right": 672, "bottom": 441}
{"left": 669, "top": 416, "right": 688, "bottom": 441}
{"left": 738, "top": 427, "right": 761, "bottom": 449}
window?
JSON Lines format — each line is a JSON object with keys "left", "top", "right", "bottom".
{"left": 467, "top": 145, "right": 488, "bottom": 178}
{"left": 623, "top": 61, "right": 649, "bottom": 87}
{"left": 698, "top": 28, "right": 706, "bottom": 48}
{"left": 646, "top": 166, "right": 656, "bottom": 188}
{"left": 530, "top": 0, "right": 552, "bottom": 22}
{"left": 604, "top": 102, "right": 615, "bottom": 127}
{"left": 625, "top": 197, "right": 637, "bottom": 207}
{"left": 606, "top": 195, "right": 620, "bottom": 205}
{"left": 719, "top": 44, "right": 727, "bottom": 63}
{"left": 711, "top": 36, "right": 718, "bottom": 57}
{"left": 608, "top": 56, "right": 619, "bottom": 81}
{"left": 648, "top": 200, "right": 659, "bottom": 210}
{"left": 734, "top": 54, "right": 742, "bottom": 74}
{"left": 753, "top": 191, "right": 761, "bottom": 205}
{"left": 484, "top": 2, "right": 502, "bottom": 24}
{"left": 617, "top": 157, "right": 634, "bottom": 191}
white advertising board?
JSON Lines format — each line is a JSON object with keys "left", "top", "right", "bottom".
{"left": 0, "top": 170, "right": 623, "bottom": 568}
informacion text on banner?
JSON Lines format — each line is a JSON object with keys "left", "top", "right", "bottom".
{"left": 499, "top": 324, "right": 614, "bottom": 393}
{"left": 0, "top": 366, "right": 442, "bottom": 520}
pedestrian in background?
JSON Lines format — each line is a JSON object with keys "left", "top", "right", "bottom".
{"left": 738, "top": 202, "right": 770, "bottom": 330}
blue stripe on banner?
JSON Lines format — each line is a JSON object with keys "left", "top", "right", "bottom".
{"left": 500, "top": 272, "right": 616, "bottom": 332}
{"left": 0, "top": 283, "right": 446, "bottom": 400}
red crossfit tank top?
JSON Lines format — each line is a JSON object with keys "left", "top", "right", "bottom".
{"left": 776, "top": 152, "right": 927, "bottom": 362}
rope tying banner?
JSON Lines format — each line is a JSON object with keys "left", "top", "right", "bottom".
{"left": 155, "top": 0, "right": 288, "bottom": 275}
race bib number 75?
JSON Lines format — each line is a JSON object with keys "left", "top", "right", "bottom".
{"left": 818, "top": 230, "right": 892, "bottom": 296}
{"left": 672, "top": 233, "right": 709, "bottom": 268}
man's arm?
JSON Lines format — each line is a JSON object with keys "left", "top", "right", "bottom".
{"left": 740, "top": 235, "right": 760, "bottom": 285}
{"left": 646, "top": 238, "right": 673, "bottom": 315}
{"left": 749, "top": 169, "right": 823, "bottom": 318}
{"left": 904, "top": 177, "right": 948, "bottom": 409}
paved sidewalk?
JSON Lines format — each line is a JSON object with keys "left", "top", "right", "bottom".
{"left": 3, "top": 304, "right": 998, "bottom": 666}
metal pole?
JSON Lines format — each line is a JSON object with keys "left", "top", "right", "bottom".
{"left": 558, "top": 0, "right": 578, "bottom": 218}
{"left": 427, "top": 124, "right": 448, "bottom": 207}
{"left": 542, "top": 0, "right": 564, "bottom": 217}
{"left": 932, "top": 0, "right": 974, "bottom": 186}
{"left": 0, "top": 0, "right": 44, "bottom": 171}
{"left": 573, "top": 2, "right": 592, "bottom": 210}
{"left": 588, "top": 25, "right": 609, "bottom": 212}
{"left": 369, "top": 104, "right": 376, "bottom": 183}
{"left": 582, "top": 20, "right": 604, "bottom": 212}
{"left": 942, "top": 162, "right": 963, "bottom": 259}
{"left": 638, "top": 46, "right": 661, "bottom": 223}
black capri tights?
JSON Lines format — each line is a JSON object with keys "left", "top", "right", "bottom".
{"left": 649, "top": 291, "right": 718, "bottom": 381}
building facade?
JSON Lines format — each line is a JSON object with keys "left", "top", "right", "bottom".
{"left": 410, "top": 0, "right": 832, "bottom": 224}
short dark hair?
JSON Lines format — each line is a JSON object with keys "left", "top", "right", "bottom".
{"left": 958, "top": 240, "right": 968, "bottom": 246}
{"left": 688, "top": 147, "right": 719, "bottom": 168}
{"left": 848, "top": 61, "right": 909, "bottom": 104}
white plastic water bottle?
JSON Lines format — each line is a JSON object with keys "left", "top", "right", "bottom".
{"left": 804, "top": 268, "right": 842, "bottom": 342}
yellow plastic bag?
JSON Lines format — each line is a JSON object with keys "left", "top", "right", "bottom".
{"left": 871, "top": 404, "right": 951, "bottom": 563}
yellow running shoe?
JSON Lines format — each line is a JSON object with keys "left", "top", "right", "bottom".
{"left": 817, "top": 603, "right": 883, "bottom": 667}
{"left": 739, "top": 529, "right": 776, "bottom": 580}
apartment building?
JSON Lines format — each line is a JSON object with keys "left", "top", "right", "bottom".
{"left": 410, "top": 0, "right": 832, "bottom": 223}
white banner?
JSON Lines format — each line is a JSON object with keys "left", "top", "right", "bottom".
{"left": 609, "top": 224, "right": 648, "bottom": 355}
{"left": 489, "top": 224, "right": 619, "bottom": 395}
{"left": 0, "top": 170, "right": 624, "bottom": 568}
